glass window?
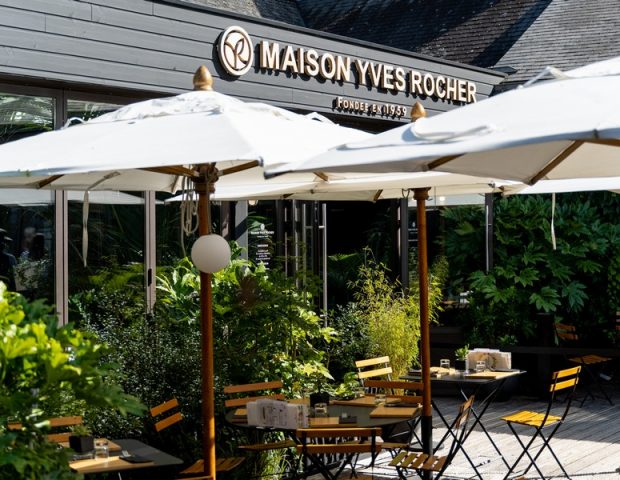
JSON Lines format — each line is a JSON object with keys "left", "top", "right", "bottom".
{"left": 0, "top": 92, "right": 55, "bottom": 303}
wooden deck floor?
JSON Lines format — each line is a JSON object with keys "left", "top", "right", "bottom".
{"left": 311, "top": 381, "right": 620, "bottom": 479}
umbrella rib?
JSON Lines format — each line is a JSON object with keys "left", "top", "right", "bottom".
{"left": 427, "top": 155, "right": 463, "bottom": 170}
{"left": 314, "top": 172, "right": 329, "bottom": 182}
{"left": 143, "top": 166, "right": 200, "bottom": 178}
{"left": 528, "top": 140, "right": 584, "bottom": 184}
{"left": 36, "top": 174, "right": 64, "bottom": 189}
{"left": 219, "top": 160, "right": 259, "bottom": 176}
{"left": 373, "top": 190, "right": 383, "bottom": 201}
{"left": 585, "top": 138, "right": 620, "bottom": 147}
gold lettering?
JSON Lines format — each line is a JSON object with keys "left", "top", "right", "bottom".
{"left": 260, "top": 41, "right": 279, "bottom": 69}
{"left": 335, "top": 56, "right": 351, "bottom": 82}
{"left": 423, "top": 73, "right": 435, "bottom": 96}
{"left": 280, "top": 45, "right": 298, "bottom": 72}
{"left": 382, "top": 65, "right": 394, "bottom": 90}
{"left": 320, "top": 53, "right": 336, "bottom": 79}
{"left": 446, "top": 77, "right": 458, "bottom": 100}
{"left": 336, "top": 96, "right": 344, "bottom": 109}
{"left": 435, "top": 76, "right": 446, "bottom": 99}
{"left": 297, "top": 47, "right": 305, "bottom": 73}
{"left": 355, "top": 59, "right": 370, "bottom": 86}
{"left": 467, "top": 82, "right": 477, "bottom": 103}
{"left": 394, "top": 67, "right": 406, "bottom": 91}
{"left": 369, "top": 63, "right": 382, "bottom": 88}
{"left": 409, "top": 70, "right": 423, "bottom": 95}
{"left": 305, "top": 49, "right": 319, "bottom": 76}
{"left": 458, "top": 79, "right": 467, "bottom": 102}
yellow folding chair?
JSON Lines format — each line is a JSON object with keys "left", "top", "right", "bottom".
{"left": 501, "top": 366, "right": 581, "bottom": 479}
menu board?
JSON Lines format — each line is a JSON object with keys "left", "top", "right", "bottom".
{"left": 249, "top": 223, "right": 274, "bottom": 268}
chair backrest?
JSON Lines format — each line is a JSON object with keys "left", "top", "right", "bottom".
{"left": 295, "top": 427, "right": 382, "bottom": 456}
{"left": 150, "top": 398, "right": 184, "bottom": 433}
{"left": 355, "top": 356, "right": 392, "bottom": 387}
{"left": 363, "top": 379, "right": 423, "bottom": 405}
{"left": 444, "top": 395, "right": 475, "bottom": 463}
{"left": 8, "top": 416, "right": 85, "bottom": 443}
{"left": 548, "top": 366, "right": 581, "bottom": 418}
{"left": 554, "top": 322, "right": 579, "bottom": 344}
{"left": 223, "top": 380, "right": 285, "bottom": 408}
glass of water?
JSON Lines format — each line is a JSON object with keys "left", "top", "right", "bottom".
{"left": 440, "top": 359, "right": 450, "bottom": 370}
{"left": 475, "top": 360, "right": 486, "bottom": 373}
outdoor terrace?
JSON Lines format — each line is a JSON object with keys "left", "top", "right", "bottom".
{"left": 314, "top": 381, "right": 620, "bottom": 480}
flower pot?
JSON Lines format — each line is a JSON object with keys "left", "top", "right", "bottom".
{"left": 455, "top": 359, "right": 466, "bottom": 371}
{"left": 69, "top": 435, "right": 95, "bottom": 454}
{"left": 309, "top": 392, "right": 330, "bottom": 407}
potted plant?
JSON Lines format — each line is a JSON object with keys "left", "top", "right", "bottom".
{"left": 69, "top": 425, "right": 95, "bottom": 454}
{"left": 454, "top": 344, "right": 469, "bottom": 371}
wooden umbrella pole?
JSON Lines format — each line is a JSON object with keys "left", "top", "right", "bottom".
{"left": 196, "top": 163, "right": 218, "bottom": 478}
{"left": 414, "top": 187, "right": 432, "bottom": 461}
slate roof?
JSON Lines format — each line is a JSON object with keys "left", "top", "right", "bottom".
{"left": 181, "top": 0, "right": 306, "bottom": 26}
{"left": 295, "top": 0, "right": 552, "bottom": 69}
{"left": 495, "top": 0, "right": 620, "bottom": 84}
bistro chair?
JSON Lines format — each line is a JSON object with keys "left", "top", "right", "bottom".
{"left": 8, "top": 415, "right": 84, "bottom": 444}
{"left": 501, "top": 366, "right": 581, "bottom": 480}
{"left": 554, "top": 322, "right": 613, "bottom": 405}
{"left": 150, "top": 398, "right": 244, "bottom": 478}
{"left": 355, "top": 356, "right": 393, "bottom": 392}
{"left": 363, "top": 379, "right": 424, "bottom": 454}
{"left": 223, "top": 380, "right": 296, "bottom": 453}
{"left": 388, "top": 395, "right": 475, "bottom": 480}
{"left": 295, "top": 427, "right": 382, "bottom": 480}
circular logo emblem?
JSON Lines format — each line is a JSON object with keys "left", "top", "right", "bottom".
{"left": 218, "top": 26, "right": 254, "bottom": 76}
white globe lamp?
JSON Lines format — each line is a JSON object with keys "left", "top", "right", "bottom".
{"left": 191, "top": 234, "right": 231, "bottom": 273}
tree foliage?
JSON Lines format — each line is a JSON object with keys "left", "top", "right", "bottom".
{"left": 443, "top": 193, "right": 620, "bottom": 346}
{"left": 0, "top": 284, "right": 144, "bottom": 480}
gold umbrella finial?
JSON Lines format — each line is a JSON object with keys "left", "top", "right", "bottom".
{"left": 411, "top": 101, "right": 427, "bottom": 122}
{"left": 193, "top": 66, "right": 214, "bottom": 91}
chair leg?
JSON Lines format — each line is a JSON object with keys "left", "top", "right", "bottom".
{"left": 503, "top": 423, "right": 546, "bottom": 480}
{"left": 520, "top": 428, "right": 571, "bottom": 479}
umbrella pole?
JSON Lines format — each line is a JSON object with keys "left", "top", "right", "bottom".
{"left": 196, "top": 164, "right": 217, "bottom": 479}
{"left": 414, "top": 187, "right": 433, "bottom": 463}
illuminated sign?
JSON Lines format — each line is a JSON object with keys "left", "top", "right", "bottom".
{"left": 218, "top": 26, "right": 477, "bottom": 104}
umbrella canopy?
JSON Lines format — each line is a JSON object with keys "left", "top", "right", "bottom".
{"left": 269, "top": 57, "right": 620, "bottom": 184}
{"left": 0, "top": 66, "right": 371, "bottom": 479}
{"left": 0, "top": 189, "right": 153, "bottom": 206}
{"left": 167, "top": 171, "right": 511, "bottom": 202}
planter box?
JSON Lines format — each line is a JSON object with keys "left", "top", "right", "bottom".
{"left": 69, "top": 435, "right": 94, "bottom": 454}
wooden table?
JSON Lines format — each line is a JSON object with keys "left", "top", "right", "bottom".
{"left": 69, "top": 438, "right": 182, "bottom": 476}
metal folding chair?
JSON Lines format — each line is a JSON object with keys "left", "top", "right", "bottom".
{"left": 501, "top": 366, "right": 581, "bottom": 480}
{"left": 554, "top": 322, "right": 613, "bottom": 405}
{"left": 389, "top": 395, "right": 475, "bottom": 480}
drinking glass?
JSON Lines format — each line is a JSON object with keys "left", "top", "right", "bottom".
{"left": 374, "top": 393, "right": 386, "bottom": 405}
{"left": 475, "top": 360, "right": 486, "bottom": 373}
{"left": 94, "top": 439, "right": 109, "bottom": 459}
{"left": 356, "top": 387, "right": 365, "bottom": 399}
{"left": 440, "top": 359, "right": 450, "bottom": 370}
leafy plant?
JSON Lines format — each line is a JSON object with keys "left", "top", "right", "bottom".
{"left": 454, "top": 345, "right": 470, "bottom": 361}
{"left": 0, "top": 284, "right": 144, "bottom": 479}
{"left": 443, "top": 194, "right": 620, "bottom": 346}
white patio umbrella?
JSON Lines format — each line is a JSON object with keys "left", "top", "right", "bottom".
{"left": 0, "top": 66, "right": 371, "bottom": 479}
{"left": 269, "top": 57, "right": 620, "bottom": 183}
{"left": 0, "top": 189, "right": 152, "bottom": 206}
{"left": 266, "top": 57, "right": 620, "bottom": 458}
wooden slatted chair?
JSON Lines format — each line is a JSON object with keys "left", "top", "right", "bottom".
{"left": 355, "top": 356, "right": 392, "bottom": 392}
{"left": 9, "top": 415, "right": 84, "bottom": 444}
{"left": 295, "top": 427, "right": 382, "bottom": 480}
{"left": 501, "top": 366, "right": 581, "bottom": 480}
{"left": 363, "top": 379, "right": 424, "bottom": 453}
{"left": 554, "top": 322, "right": 613, "bottom": 405}
{"left": 150, "top": 398, "right": 244, "bottom": 478}
{"left": 389, "top": 395, "right": 475, "bottom": 480}
{"left": 223, "top": 380, "right": 296, "bottom": 453}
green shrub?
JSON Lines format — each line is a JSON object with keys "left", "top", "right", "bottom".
{"left": 0, "top": 284, "right": 143, "bottom": 480}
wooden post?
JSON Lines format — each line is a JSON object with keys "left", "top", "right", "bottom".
{"left": 195, "top": 164, "right": 217, "bottom": 479}
{"left": 414, "top": 187, "right": 432, "bottom": 460}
